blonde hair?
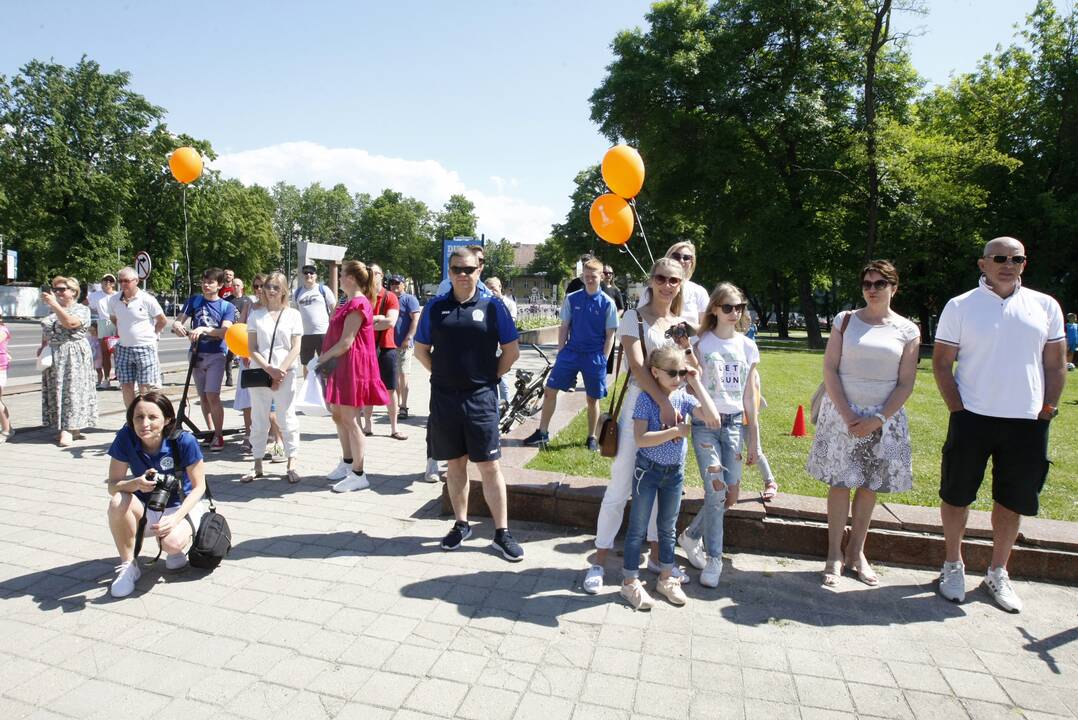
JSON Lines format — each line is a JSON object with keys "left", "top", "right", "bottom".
{"left": 52, "top": 275, "right": 81, "bottom": 301}
{"left": 639, "top": 258, "right": 683, "bottom": 318}
{"left": 701, "top": 282, "right": 750, "bottom": 334}
{"left": 582, "top": 258, "right": 604, "bottom": 273}
{"left": 262, "top": 271, "right": 290, "bottom": 310}
{"left": 666, "top": 241, "right": 698, "bottom": 280}
{"left": 342, "top": 260, "right": 378, "bottom": 301}
{"left": 648, "top": 345, "right": 686, "bottom": 371}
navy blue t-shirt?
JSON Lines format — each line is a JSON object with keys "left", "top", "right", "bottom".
{"left": 107, "top": 428, "right": 202, "bottom": 509}
{"left": 181, "top": 294, "right": 237, "bottom": 354}
{"left": 394, "top": 293, "right": 421, "bottom": 347}
{"left": 415, "top": 289, "right": 519, "bottom": 390}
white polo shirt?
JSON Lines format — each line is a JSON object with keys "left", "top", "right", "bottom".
{"left": 935, "top": 277, "right": 1064, "bottom": 419}
{"left": 108, "top": 290, "right": 165, "bottom": 347}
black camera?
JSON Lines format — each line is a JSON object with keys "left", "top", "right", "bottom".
{"left": 145, "top": 469, "right": 181, "bottom": 512}
{"left": 665, "top": 323, "right": 695, "bottom": 340}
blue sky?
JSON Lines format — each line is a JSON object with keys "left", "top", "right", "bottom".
{"left": 1, "top": 0, "right": 1065, "bottom": 244}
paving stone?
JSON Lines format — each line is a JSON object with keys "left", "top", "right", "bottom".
{"left": 263, "top": 654, "right": 334, "bottom": 689}
{"left": 512, "top": 692, "right": 575, "bottom": 720}
{"left": 837, "top": 654, "right": 897, "bottom": 687}
{"left": 457, "top": 685, "right": 523, "bottom": 720}
{"left": 995, "top": 677, "right": 1073, "bottom": 716}
{"left": 403, "top": 677, "right": 469, "bottom": 715}
{"left": 530, "top": 664, "right": 587, "bottom": 699}
{"left": 580, "top": 672, "right": 638, "bottom": 710}
{"left": 570, "top": 703, "right": 630, "bottom": 720}
{"left": 903, "top": 689, "right": 971, "bottom": 720}
{"left": 940, "top": 668, "right": 1011, "bottom": 704}
{"left": 741, "top": 668, "right": 798, "bottom": 705}
{"left": 633, "top": 679, "right": 690, "bottom": 718}
{"left": 887, "top": 660, "right": 952, "bottom": 694}
{"left": 690, "top": 691, "right": 745, "bottom": 720}
{"left": 742, "top": 697, "right": 800, "bottom": 720}
{"left": 848, "top": 682, "right": 914, "bottom": 719}
{"left": 785, "top": 647, "right": 844, "bottom": 679}
{"left": 382, "top": 643, "right": 441, "bottom": 676}
{"left": 356, "top": 670, "right": 420, "bottom": 709}
{"left": 794, "top": 675, "right": 855, "bottom": 712}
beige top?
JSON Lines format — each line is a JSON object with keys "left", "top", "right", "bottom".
{"left": 837, "top": 310, "right": 920, "bottom": 407}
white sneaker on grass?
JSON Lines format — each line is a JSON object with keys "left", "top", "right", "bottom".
{"left": 332, "top": 471, "right": 369, "bottom": 493}
{"left": 678, "top": 530, "right": 706, "bottom": 570}
{"left": 983, "top": 566, "right": 1022, "bottom": 613}
{"left": 938, "top": 560, "right": 966, "bottom": 603}
{"left": 110, "top": 560, "right": 141, "bottom": 598}
{"left": 583, "top": 564, "right": 604, "bottom": 594}
{"left": 326, "top": 461, "right": 351, "bottom": 481}
{"left": 700, "top": 556, "right": 723, "bottom": 588}
{"left": 165, "top": 553, "right": 188, "bottom": 571}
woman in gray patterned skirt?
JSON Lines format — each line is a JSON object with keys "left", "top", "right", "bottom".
{"left": 38, "top": 276, "right": 98, "bottom": 446}
{"left": 807, "top": 261, "right": 920, "bottom": 587}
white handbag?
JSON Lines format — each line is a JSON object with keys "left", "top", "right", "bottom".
{"left": 36, "top": 346, "right": 53, "bottom": 371}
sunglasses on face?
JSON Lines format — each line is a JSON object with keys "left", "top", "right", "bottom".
{"left": 652, "top": 273, "right": 682, "bottom": 287}
{"left": 119, "top": 277, "right": 138, "bottom": 284}
{"left": 670, "top": 252, "right": 694, "bottom": 262}
{"left": 450, "top": 265, "right": 479, "bottom": 275}
{"left": 861, "top": 279, "right": 892, "bottom": 291}
{"left": 718, "top": 303, "right": 746, "bottom": 314}
{"left": 986, "top": 255, "right": 1026, "bottom": 265}
{"left": 658, "top": 367, "right": 689, "bottom": 378}
{"left": 303, "top": 270, "right": 316, "bottom": 275}
{"left": 51, "top": 286, "right": 70, "bottom": 292}
{"left": 253, "top": 284, "right": 263, "bottom": 290}
{"left": 264, "top": 284, "right": 282, "bottom": 292}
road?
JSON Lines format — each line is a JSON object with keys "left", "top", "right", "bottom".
{"left": 2, "top": 319, "right": 195, "bottom": 383}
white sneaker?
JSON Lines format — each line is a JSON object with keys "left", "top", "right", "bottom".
{"left": 647, "top": 559, "right": 691, "bottom": 585}
{"left": 656, "top": 575, "right": 688, "bottom": 606}
{"left": 424, "top": 457, "right": 442, "bottom": 483}
{"left": 938, "top": 560, "right": 966, "bottom": 603}
{"left": 700, "top": 556, "right": 723, "bottom": 588}
{"left": 110, "top": 560, "right": 141, "bottom": 598}
{"left": 332, "top": 471, "right": 369, "bottom": 493}
{"left": 983, "top": 566, "right": 1023, "bottom": 613}
{"left": 326, "top": 461, "right": 351, "bottom": 481}
{"left": 269, "top": 443, "right": 286, "bottom": 463}
{"left": 165, "top": 553, "right": 188, "bottom": 571}
{"left": 620, "top": 578, "right": 654, "bottom": 610}
{"left": 679, "top": 530, "right": 706, "bottom": 570}
{"left": 583, "top": 564, "right": 604, "bottom": 594}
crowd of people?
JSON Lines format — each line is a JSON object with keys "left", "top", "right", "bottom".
{"left": 15, "top": 236, "right": 1067, "bottom": 613}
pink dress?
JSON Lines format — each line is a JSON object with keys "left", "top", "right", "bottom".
{"left": 321, "top": 295, "right": 389, "bottom": 407}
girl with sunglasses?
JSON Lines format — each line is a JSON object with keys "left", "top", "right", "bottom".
{"left": 807, "top": 260, "right": 920, "bottom": 587}
{"left": 665, "top": 241, "right": 710, "bottom": 332}
{"left": 678, "top": 283, "right": 760, "bottom": 587}
{"left": 585, "top": 257, "right": 695, "bottom": 595}
{"left": 620, "top": 345, "right": 721, "bottom": 609}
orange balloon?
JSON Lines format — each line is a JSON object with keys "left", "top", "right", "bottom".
{"left": 224, "top": 322, "right": 250, "bottom": 358}
{"left": 169, "top": 146, "right": 203, "bottom": 184}
{"left": 589, "top": 194, "right": 634, "bottom": 246}
{"left": 601, "top": 144, "right": 645, "bottom": 198}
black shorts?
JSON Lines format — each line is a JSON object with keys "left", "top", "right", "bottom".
{"left": 378, "top": 348, "right": 399, "bottom": 391}
{"left": 427, "top": 384, "right": 500, "bottom": 463}
{"left": 300, "top": 334, "right": 325, "bottom": 366}
{"left": 939, "top": 409, "right": 1051, "bottom": 516}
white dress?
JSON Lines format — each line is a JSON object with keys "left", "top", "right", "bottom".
{"left": 807, "top": 310, "right": 920, "bottom": 492}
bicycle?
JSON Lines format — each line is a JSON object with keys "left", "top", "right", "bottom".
{"left": 499, "top": 343, "right": 553, "bottom": 434}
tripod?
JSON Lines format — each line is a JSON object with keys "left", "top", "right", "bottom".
{"left": 173, "top": 345, "right": 244, "bottom": 441}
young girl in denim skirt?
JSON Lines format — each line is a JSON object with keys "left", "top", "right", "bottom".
{"left": 621, "top": 346, "right": 720, "bottom": 610}
{"left": 678, "top": 283, "right": 760, "bottom": 587}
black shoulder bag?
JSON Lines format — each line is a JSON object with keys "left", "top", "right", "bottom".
{"left": 240, "top": 309, "right": 284, "bottom": 388}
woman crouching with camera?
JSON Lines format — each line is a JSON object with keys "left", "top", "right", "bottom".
{"left": 106, "top": 392, "right": 206, "bottom": 598}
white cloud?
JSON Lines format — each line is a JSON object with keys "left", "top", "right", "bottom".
{"left": 212, "top": 141, "right": 553, "bottom": 244}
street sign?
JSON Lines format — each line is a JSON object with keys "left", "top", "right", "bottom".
{"left": 5, "top": 250, "right": 16, "bottom": 281}
{"left": 135, "top": 250, "right": 152, "bottom": 280}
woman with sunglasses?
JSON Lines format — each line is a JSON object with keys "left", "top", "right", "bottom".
{"left": 243, "top": 272, "right": 304, "bottom": 484}
{"left": 38, "top": 276, "right": 98, "bottom": 446}
{"left": 585, "top": 257, "right": 696, "bottom": 594}
{"left": 665, "top": 241, "right": 710, "bottom": 330}
{"left": 807, "top": 260, "right": 920, "bottom": 587}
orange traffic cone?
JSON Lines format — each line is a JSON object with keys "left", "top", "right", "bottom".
{"left": 791, "top": 404, "right": 807, "bottom": 437}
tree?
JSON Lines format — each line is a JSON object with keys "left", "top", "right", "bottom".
{"left": 434, "top": 194, "right": 478, "bottom": 240}
{"left": 351, "top": 189, "right": 437, "bottom": 286}
{"left": 187, "top": 179, "right": 279, "bottom": 285}
{"left": 528, "top": 236, "right": 573, "bottom": 299}
{"left": 483, "top": 238, "right": 519, "bottom": 284}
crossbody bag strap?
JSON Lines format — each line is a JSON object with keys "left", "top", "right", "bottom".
{"left": 836, "top": 310, "right": 852, "bottom": 371}
{"left": 606, "top": 326, "right": 625, "bottom": 416}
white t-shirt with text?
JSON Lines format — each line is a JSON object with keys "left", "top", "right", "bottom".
{"left": 696, "top": 331, "right": 760, "bottom": 414}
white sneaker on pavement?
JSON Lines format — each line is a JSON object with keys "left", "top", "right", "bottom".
{"left": 678, "top": 530, "right": 707, "bottom": 570}
{"left": 647, "top": 558, "right": 691, "bottom": 585}
{"left": 700, "top": 556, "right": 723, "bottom": 588}
{"left": 110, "top": 560, "right": 141, "bottom": 598}
{"left": 939, "top": 560, "right": 966, "bottom": 603}
{"left": 656, "top": 575, "right": 688, "bottom": 606}
{"left": 326, "top": 461, "right": 351, "bottom": 481}
{"left": 424, "top": 457, "right": 442, "bottom": 483}
{"left": 983, "top": 566, "right": 1023, "bottom": 613}
{"left": 583, "top": 564, "right": 604, "bottom": 594}
{"left": 165, "top": 553, "right": 188, "bottom": 571}
{"left": 332, "top": 471, "right": 369, "bottom": 493}
{"left": 620, "top": 578, "right": 654, "bottom": 610}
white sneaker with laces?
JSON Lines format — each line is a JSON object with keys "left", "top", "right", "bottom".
{"left": 700, "top": 556, "right": 723, "bottom": 588}
{"left": 678, "top": 530, "right": 707, "bottom": 570}
{"left": 583, "top": 564, "right": 604, "bottom": 594}
{"left": 326, "top": 461, "right": 351, "bottom": 481}
{"left": 424, "top": 457, "right": 442, "bottom": 483}
{"left": 656, "top": 575, "right": 688, "bottom": 606}
{"left": 938, "top": 560, "right": 966, "bottom": 603}
{"left": 620, "top": 578, "right": 654, "bottom": 610}
{"left": 332, "top": 471, "right": 369, "bottom": 493}
{"left": 110, "top": 560, "right": 141, "bottom": 598}
{"left": 165, "top": 553, "right": 188, "bottom": 571}
{"left": 983, "top": 566, "right": 1022, "bottom": 613}
{"left": 647, "top": 559, "right": 691, "bottom": 585}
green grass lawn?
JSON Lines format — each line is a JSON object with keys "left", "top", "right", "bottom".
{"left": 526, "top": 349, "right": 1078, "bottom": 521}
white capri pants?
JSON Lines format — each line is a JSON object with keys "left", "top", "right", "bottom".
{"left": 595, "top": 383, "right": 658, "bottom": 549}
{"left": 249, "top": 372, "right": 299, "bottom": 459}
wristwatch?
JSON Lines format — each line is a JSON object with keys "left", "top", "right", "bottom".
{"left": 1041, "top": 404, "right": 1058, "bottom": 419}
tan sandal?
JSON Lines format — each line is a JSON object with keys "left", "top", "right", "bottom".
{"left": 822, "top": 560, "right": 843, "bottom": 587}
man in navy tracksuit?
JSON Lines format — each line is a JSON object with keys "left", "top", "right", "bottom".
{"left": 415, "top": 246, "right": 524, "bottom": 561}
{"left": 523, "top": 258, "right": 618, "bottom": 451}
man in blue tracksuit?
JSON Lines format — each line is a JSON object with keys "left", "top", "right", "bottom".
{"left": 523, "top": 258, "right": 618, "bottom": 451}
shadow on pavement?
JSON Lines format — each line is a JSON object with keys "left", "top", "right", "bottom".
{"left": 1019, "top": 625, "right": 1078, "bottom": 674}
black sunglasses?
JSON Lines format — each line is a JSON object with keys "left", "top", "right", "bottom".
{"left": 253, "top": 284, "right": 263, "bottom": 289}
{"left": 986, "top": 255, "right": 1026, "bottom": 265}
{"left": 303, "top": 270, "right": 317, "bottom": 275}
{"left": 450, "top": 265, "right": 479, "bottom": 275}
{"left": 670, "top": 252, "right": 694, "bottom": 262}
{"left": 719, "top": 303, "right": 746, "bottom": 314}
{"left": 861, "top": 279, "right": 892, "bottom": 291}
{"left": 659, "top": 368, "right": 689, "bottom": 378}
{"left": 51, "top": 286, "right": 70, "bottom": 292}
{"left": 652, "top": 273, "right": 682, "bottom": 286}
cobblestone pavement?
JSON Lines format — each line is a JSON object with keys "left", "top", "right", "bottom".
{"left": 1, "top": 352, "right": 1076, "bottom": 719}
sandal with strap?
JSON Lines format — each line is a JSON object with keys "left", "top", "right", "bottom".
{"left": 241, "top": 471, "right": 264, "bottom": 484}
{"left": 822, "top": 560, "right": 843, "bottom": 587}
{"left": 762, "top": 481, "right": 778, "bottom": 501}
{"left": 847, "top": 561, "right": 880, "bottom": 587}
{"left": 390, "top": 431, "right": 408, "bottom": 441}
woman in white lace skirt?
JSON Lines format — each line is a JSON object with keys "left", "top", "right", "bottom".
{"left": 807, "top": 261, "right": 920, "bottom": 587}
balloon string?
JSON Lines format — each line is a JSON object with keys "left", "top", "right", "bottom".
{"left": 618, "top": 242, "right": 649, "bottom": 277}
{"left": 182, "top": 184, "right": 191, "bottom": 298}
{"left": 629, "top": 199, "right": 655, "bottom": 265}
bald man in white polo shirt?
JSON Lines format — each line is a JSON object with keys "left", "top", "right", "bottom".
{"left": 932, "top": 236, "right": 1067, "bottom": 613}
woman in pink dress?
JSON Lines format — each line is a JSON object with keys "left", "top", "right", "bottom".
{"left": 317, "top": 260, "right": 389, "bottom": 492}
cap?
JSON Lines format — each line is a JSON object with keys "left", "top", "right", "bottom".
{"left": 301, "top": 265, "right": 317, "bottom": 274}
{"left": 101, "top": 273, "right": 117, "bottom": 283}
{"left": 388, "top": 274, "right": 405, "bottom": 284}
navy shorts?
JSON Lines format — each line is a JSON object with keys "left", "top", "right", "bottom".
{"left": 939, "top": 409, "right": 1051, "bottom": 516}
{"left": 428, "top": 384, "right": 501, "bottom": 463}
{"left": 545, "top": 348, "right": 608, "bottom": 399}
{"left": 377, "top": 348, "right": 399, "bottom": 391}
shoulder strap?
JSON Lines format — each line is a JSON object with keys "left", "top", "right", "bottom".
{"left": 635, "top": 311, "right": 648, "bottom": 364}
{"left": 834, "top": 311, "right": 853, "bottom": 372}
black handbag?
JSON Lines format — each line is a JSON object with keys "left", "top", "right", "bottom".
{"left": 240, "top": 310, "right": 283, "bottom": 389}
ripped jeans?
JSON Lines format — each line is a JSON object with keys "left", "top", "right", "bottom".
{"left": 623, "top": 454, "right": 684, "bottom": 580}
{"left": 685, "top": 413, "right": 743, "bottom": 559}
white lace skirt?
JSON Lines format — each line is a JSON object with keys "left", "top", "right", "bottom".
{"left": 806, "top": 395, "right": 913, "bottom": 493}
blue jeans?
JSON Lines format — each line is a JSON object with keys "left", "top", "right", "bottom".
{"left": 623, "top": 453, "right": 684, "bottom": 579}
{"left": 685, "top": 413, "right": 743, "bottom": 558}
